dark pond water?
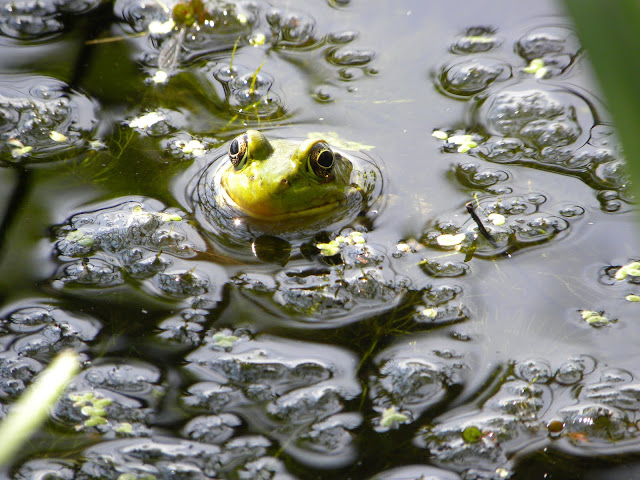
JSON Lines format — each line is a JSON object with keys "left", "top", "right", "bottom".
{"left": 0, "top": 0, "right": 639, "bottom": 478}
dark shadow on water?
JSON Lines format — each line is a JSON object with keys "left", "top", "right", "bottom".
{"left": 0, "top": 166, "right": 30, "bottom": 269}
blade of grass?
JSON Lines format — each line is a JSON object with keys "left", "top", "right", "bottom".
{"left": 563, "top": 0, "right": 640, "bottom": 202}
{"left": 0, "top": 350, "right": 80, "bottom": 466}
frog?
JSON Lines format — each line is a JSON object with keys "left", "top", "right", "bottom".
{"left": 221, "top": 130, "right": 360, "bottom": 221}
{"left": 188, "top": 130, "right": 383, "bottom": 249}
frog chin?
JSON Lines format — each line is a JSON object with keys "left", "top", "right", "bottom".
{"left": 228, "top": 195, "right": 342, "bottom": 222}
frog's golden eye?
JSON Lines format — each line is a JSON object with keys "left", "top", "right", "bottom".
{"left": 229, "top": 133, "right": 249, "bottom": 170}
{"left": 309, "top": 142, "right": 335, "bottom": 180}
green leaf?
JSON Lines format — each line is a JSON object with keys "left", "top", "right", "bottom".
{"left": 564, "top": 0, "right": 640, "bottom": 207}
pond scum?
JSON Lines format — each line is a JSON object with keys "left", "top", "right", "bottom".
{"left": 0, "top": 1, "right": 639, "bottom": 480}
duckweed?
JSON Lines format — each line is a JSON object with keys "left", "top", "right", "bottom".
{"left": 615, "top": 261, "right": 640, "bottom": 280}
{"left": 69, "top": 392, "right": 113, "bottom": 429}
{"left": 523, "top": 58, "right": 549, "bottom": 78}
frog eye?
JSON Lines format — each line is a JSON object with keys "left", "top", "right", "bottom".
{"left": 229, "top": 133, "right": 249, "bottom": 170}
{"left": 309, "top": 142, "right": 335, "bottom": 180}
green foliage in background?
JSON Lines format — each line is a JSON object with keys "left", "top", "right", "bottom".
{"left": 563, "top": 0, "right": 640, "bottom": 204}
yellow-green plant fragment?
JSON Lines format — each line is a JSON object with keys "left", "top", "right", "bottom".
{"left": 148, "top": 19, "right": 175, "bottom": 34}
{"left": 488, "top": 213, "right": 506, "bottom": 226}
{"left": 448, "top": 134, "right": 478, "bottom": 153}
{"left": 11, "top": 145, "right": 32, "bottom": 158}
{"left": 317, "top": 240, "right": 341, "bottom": 256}
{"left": 211, "top": 332, "right": 239, "bottom": 348}
{"left": 129, "top": 112, "right": 165, "bottom": 129}
{"left": 152, "top": 70, "right": 169, "bottom": 84}
{"left": 461, "top": 35, "right": 495, "bottom": 44}
{"left": 615, "top": 261, "right": 640, "bottom": 280}
{"left": 84, "top": 416, "right": 107, "bottom": 427}
{"left": 432, "top": 130, "right": 449, "bottom": 140}
{"left": 436, "top": 233, "right": 466, "bottom": 247}
{"left": 49, "top": 131, "right": 68, "bottom": 142}
{"left": 0, "top": 350, "right": 80, "bottom": 466}
{"left": 116, "top": 422, "right": 134, "bottom": 434}
{"left": 420, "top": 307, "right": 438, "bottom": 319}
{"left": 69, "top": 392, "right": 94, "bottom": 405}
{"left": 66, "top": 229, "right": 95, "bottom": 247}
{"left": 379, "top": 406, "right": 409, "bottom": 428}
{"left": 523, "top": 58, "right": 548, "bottom": 78}
{"left": 250, "top": 33, "right": 266, "bottom": 46}
{"left": 580, "top": 310, "right": 611, "bottom": 326}
{"left": 159, "top": 212, "right": 183, "bottom": 222}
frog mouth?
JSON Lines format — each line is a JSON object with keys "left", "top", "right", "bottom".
{"left": 220, "top": 184, "right": 362, "bottom": 223}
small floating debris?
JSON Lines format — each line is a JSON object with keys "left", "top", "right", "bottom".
{"left": 487, "top": 212, "right": 506, "bottom": 226}
{"left": 466, "top": 201, "right": 502, "bottom": 250}
{"left": 65, "top": 229, "right": 95, "bottom": 247}
{"left": 175, "top": 139, "right": 206, "bottom": 157}
{"left": 88, "top": 139, "right": 106, "bottom": 150}
{"left": 436, "top": 233, "right": 466, "bottom": 247}
{"left": 69, "top": 392, "right": 113, "bottom": 429}
{"left": 317, "top": 231, "right": 367, "bottom": 256}
{"left": 615, "top": 261, "right": 640, "bottom": 281}
{"left": 249, "top": 32, "right": 266, "bottom": 46}
{"left": 395, "top": 242, "right": 412, "bottom": 254}
{"left": 419, "top": 307, "right": 438, "bottom": 319}
{"left": 432, "top": 130, "right": 478, "bottom": 153}
{"left": 523, "top": 58, "right": 549, "bottom": 78}
{"left": 580, "top": 310, "right": 613, "bottom": 327}
{"left": 8, "top": 138, "right": 33, "bottom": 159}
{"left": 49, "top": 131, "right": 68, "bottom": 142}
{"left": 129, "top": 111, "right": 165, "bottom": 129}
{"left": 448, "top": 134, "right": 478, "bottom": 153}
{"left": 379, "top": 406, "right": 409, "bottom": 429}
{"left": 210, "top": 332, "right": 240, "bottom": 348}
{"left": 432, "top": 130, "right": 449, "bottom": 140}
{"left": 148, "top": 19, "right": 175, "bottom": 34}
{"left": 152, "top": 70, "right": 169, "bottom": 84}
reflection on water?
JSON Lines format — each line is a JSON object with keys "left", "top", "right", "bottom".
{"left": 0, "top": 0, "right": 639, "bottom": 479}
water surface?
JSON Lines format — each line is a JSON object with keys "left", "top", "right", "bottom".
{"left": 0, "top": 0, "right": 639, "bottom": 479}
